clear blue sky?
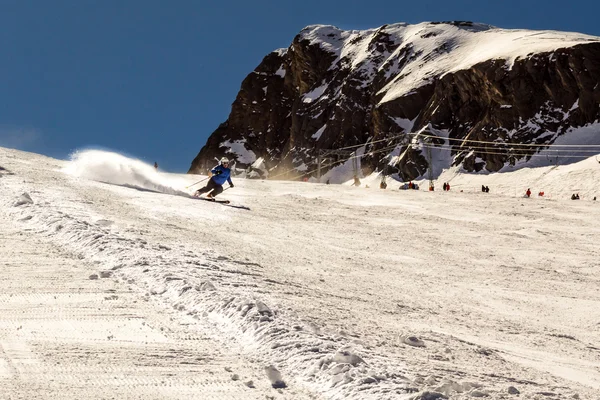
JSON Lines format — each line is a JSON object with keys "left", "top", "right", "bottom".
{"left": 1, "top": 0, "right": 598, "bottom": 172}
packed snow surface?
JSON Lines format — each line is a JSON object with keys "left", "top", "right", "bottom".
{"left": 1, "top": 147, "right": 600, "bottom": 399}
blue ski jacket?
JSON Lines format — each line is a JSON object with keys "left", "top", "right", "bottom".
{"left": 210, "top": 165, "right": 233, "bottom": 186}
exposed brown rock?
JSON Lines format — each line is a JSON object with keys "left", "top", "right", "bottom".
{"left": 189, "top": 22, "right": 600, "bottom": 182}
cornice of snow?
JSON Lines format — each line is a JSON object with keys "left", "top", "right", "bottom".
{"left": 295, "top": 21, "right": 600, "bottom": 104}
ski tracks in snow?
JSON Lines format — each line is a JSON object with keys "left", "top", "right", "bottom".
{"left": 2, "top": 148, "right": 600, "bottom": 399}
{"left": 0, "top": 217, "right": 294, "bottom": 399}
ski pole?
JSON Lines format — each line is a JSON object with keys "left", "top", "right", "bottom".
{"left": 185, "top": 176, "right": 210, "bottom": 189}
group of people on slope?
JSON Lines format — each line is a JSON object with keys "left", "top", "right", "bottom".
{"left": 189, "top": 158, "right": 599, "bottom": 204}
{"left": 525, "top": 190, "right": 597, "bottom": 200}
{"left": 399, "top": 181, "right": 419, "bottom": 190}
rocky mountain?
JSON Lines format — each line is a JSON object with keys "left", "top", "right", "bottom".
{"left": 188, "top": 21, "right": 600, "bottom": 182}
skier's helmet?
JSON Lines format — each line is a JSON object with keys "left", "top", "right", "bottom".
{"left": 220, "top": 157, "right": 230, "bottom": 165}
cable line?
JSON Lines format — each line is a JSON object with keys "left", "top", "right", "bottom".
{"left": 252, "top": 126, "right": 600, "bottom": 181}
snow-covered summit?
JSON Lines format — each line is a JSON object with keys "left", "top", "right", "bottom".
{"left": 298, "top": 21, "right": 600, "bottom": 103}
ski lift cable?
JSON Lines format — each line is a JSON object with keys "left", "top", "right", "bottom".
{"left": 414, "top": 132, "right": 600, "bottom": 148}
{"left": 313, "top": 130, "right": 600, "bottom": 171}
{"left": 418, "top": 142, "right": 600, "bottom": 154}
{"left": 419, "top": 143, "right": 598, "bottom": 159}
{"left": 265, "top": 127, "right": 600, "bottom": 181}
{"left": 306, "top": 130, "right": 600, "bottom": 172}
{"left": 270, "top": 137, "right": 598, "bottom": 182}
{"left": 302, "top": 141, "right": 594, "bottom": 181}
{"left": 268, "top": 142, "right": 402, "bottom": 181}
{"left": 302, "top": 142, "right": 593, "bottom": 182}
{"left": 326, "top": 132, "right": 411, "bottom": 152}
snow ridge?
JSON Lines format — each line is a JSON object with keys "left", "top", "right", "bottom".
{"left": 297, "top": 22, "right": 600, "bottom": 104}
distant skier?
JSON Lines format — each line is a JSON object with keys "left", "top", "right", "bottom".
{"left": 525, "top": 188, "right": 531, "bottom": 198}
{"left": 194, "top": 157, "right": 234, "bottom": 199}
{"left": 154, "top": 161, "right": 158, "bottom": 171}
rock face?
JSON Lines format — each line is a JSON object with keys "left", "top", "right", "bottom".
{"left": 189, "top": 21, "right": 600, "bottom": 182}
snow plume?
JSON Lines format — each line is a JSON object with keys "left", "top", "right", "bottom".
{"left": 64, "top": 150, "right": 190, "bottom": 197}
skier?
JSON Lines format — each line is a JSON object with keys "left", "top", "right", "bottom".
{"left": 525, "top": 188, "right": 531, "bottom": 198}
{"left": 154, "top": 161, "right": 158, "bottom": 171}
{"left": 194, "top": 157, "right": 234, "bottom": 199}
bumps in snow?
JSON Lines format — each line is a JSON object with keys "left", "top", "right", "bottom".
{"left": 15, "top": 192, "right": 33, "bottom": 206}
{"left": 333, "top": 350, "right": 365, "bottom": 366}
{"left": 264, "top": 365, "right": 286, "bottom": 389}
{"left": 400, "top": 335, "right": 426, "bottom": 347}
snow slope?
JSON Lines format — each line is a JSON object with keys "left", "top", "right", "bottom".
{"left": 1, "top": 147, "right": 600, "bottom": 399}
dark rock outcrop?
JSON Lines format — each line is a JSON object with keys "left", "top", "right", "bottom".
{"left": 189, "top": 22, "right": 600, "bottom": 181}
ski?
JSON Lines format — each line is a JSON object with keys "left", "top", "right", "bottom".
{"left": 189, "top": 193, "right": 250, "bottom": 210}
{"left": 192, "top": 195, "right": 230, "bottom": 204}
{"left": 204, "top": 198, "right": 231, "bottom": 204}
